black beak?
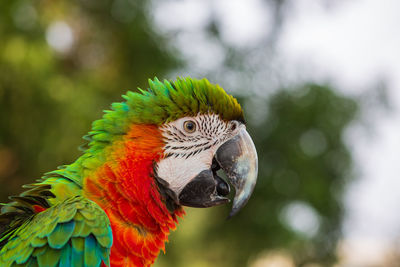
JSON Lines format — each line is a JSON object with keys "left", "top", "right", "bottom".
{"left": 178, "top": 128, "right": 258, "bottom": 217}
{"left": 178, "top": 169, "right": 230, "bottom": 208}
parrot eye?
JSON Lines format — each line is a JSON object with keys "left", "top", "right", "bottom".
{"left": 183, "top": 120, "right": 196, "bottom": 133}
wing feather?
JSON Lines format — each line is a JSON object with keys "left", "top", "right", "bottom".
{"left": 0, "top": 196, "right": 112, "bottom": 267}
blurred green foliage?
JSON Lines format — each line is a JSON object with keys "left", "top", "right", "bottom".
{"left": 0, "top": 0, "right": 358, "bottom": 266}
{"left": 0, "top": 0, "right": 179, "bottom": 198}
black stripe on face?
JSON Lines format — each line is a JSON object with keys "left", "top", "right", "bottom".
{"left": 162, "top": 114, "right": 231, "bottom": 159}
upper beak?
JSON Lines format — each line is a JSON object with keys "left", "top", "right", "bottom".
{"left": 215, "top": 127, "right": 258, "bottom": 217}
{"left": 178, "top": 127, "right": 258, "bottom": 217}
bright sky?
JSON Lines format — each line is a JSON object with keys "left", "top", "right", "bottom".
{"left": 280, "top": 1, "right": 400, "bottom": 265}
{"left": 151, "top": 0, "right": 400, "bottom": 265}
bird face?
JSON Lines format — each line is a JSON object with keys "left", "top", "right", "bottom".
{"left": 156, "top": 113, "right": 258, "bottom": 217}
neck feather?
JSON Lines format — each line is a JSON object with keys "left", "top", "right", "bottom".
{"left": 83, "top": 124, "right": 184, "bottom": 267}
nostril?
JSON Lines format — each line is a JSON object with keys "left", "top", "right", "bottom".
{"left": 215, "top": 175, "right": 230, "bottom": 196}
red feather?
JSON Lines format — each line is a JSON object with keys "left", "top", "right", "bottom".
{"left": 84, "top": 125, "right": 184, "bottom": 267}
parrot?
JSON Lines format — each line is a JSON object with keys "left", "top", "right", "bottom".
{"left": 0, "top": 77, "right": 258, "bottom": 267}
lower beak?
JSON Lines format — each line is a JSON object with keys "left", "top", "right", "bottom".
{"left": 178, "top": 127, "right": 258, "bottom": 217}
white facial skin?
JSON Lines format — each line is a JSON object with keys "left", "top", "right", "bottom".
{"left": 155, "top": 113, "right": 243, "bottom": 195}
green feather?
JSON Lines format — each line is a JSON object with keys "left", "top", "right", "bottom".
{"left": 15, "top": 245, "right": 33, "bottom": 264}
{"left": 0, "top": 197, "right": 111, "bottom": 266}
{"left": 59, "top": 243, "right": 71, "bottom": 267}
{"left": 30, "top": 237, "right": 46, "bottom": 248}
{"left": 84, "top": 235, "right": 101, "bottom": 267}
{"left": 36, "top": 247, "right": 61, "bottom": 267}
{"left": 47, "top": 221, "right": 75, "bottom": 249}
{"left": 32, "top": 246, "right": 47, "bottom": 257}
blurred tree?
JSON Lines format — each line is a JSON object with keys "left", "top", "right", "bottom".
{"left": 0, "top": 0, "right": 180, "bottom": 200}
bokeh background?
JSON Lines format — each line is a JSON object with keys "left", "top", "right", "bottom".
{"left": 0, "top": 0, "right": 399, "bottom": 266}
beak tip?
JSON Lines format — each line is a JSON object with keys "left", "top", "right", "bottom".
{"left": 227, "top": 209, "right": 239, "bottom": 219}
{"left": 228, "top": 194, "right": 251, "bottom": 218}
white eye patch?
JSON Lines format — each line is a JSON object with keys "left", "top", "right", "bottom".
{"left": 156, "top": 114, "right": 239, "bottom": 194}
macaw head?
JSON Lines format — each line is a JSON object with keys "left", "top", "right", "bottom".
{"left": 157, "top": 111, "right": 258, "bottom": 217}
{"left": 88, "top": 77, "right": 258, "bottom": 217}
{"left": 147, "top": 77, "right": 258, "bottom": 217}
